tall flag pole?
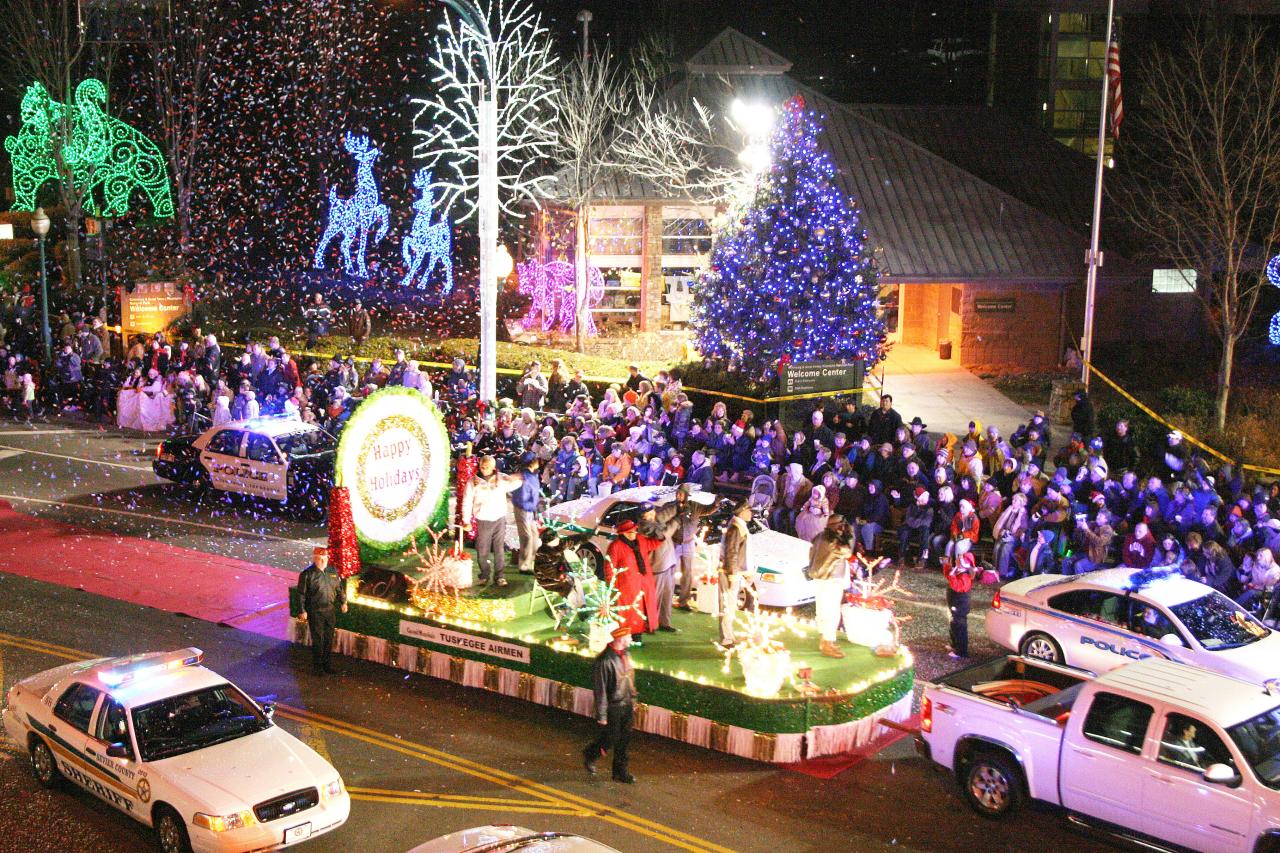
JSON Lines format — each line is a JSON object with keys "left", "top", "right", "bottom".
{"left": 1080, "top": 0, "right": 1116, "bottom": 390}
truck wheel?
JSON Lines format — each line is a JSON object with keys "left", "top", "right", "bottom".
{"left": 29, "top": 737, "right": 61, "bottom": 788}
{"left": 963, "top": 751, "right": 1023, "bottom": 819}
{"left": 1019, "top": 632, "right": 1063, "bottom": 664}
{"left": 154, "top": 804, "right": 193, "bottom": 853}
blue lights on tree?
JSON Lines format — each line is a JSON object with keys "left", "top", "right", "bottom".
{"left": 1267, "top": 254, "right": 1280, "bottom": 345}
{"left": 314, "top": 132, "right": 389, "bottom": 278}
{"left": 401, "top": 169, "right": 454, "bottom": 291}
{"left": 691, "top": 96, "right": 886, "bottom": 382}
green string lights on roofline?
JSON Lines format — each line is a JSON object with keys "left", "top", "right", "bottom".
{"left": 4, "top": 79, "right": 174, "bottom": 219}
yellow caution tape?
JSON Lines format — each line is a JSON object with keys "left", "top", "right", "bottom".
{"left": 221, "top": 342, "right": 873, "bottom": 406}
{"left": 1087, "top": 362, "right": 1280, "bottom": 477}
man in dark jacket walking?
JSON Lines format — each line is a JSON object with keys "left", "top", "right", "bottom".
{"left": 297, "top": 546, "right": 347, "bottom": 675}
{"left": 583, "top": 627, "right": 637, "bottom": 783}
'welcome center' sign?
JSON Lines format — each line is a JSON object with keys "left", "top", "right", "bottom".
{"left": 335, "top": 386, "right": 450, "bottom": 552}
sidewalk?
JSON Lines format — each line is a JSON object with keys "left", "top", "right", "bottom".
{"left": 877, "top": 345, "right": 1031, "bottom": 439}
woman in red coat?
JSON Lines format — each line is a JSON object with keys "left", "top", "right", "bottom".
{"left": 605, "top": 520, "right": 661, "bottom": 645}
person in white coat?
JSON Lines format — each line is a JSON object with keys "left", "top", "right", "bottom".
{"left": 211, "top": 395, "right": 232, "bottom": 427}
{"left": 463, "top": 454, "right": 523, "bottom": 587}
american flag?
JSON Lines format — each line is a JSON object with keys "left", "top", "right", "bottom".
{"left": 1107, "top": 39, "right": 1124, "bottom": 138}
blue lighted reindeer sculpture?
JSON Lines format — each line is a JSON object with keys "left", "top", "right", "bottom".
{"left": 400, "top": 169, "right": 454, "bottom": 292}
{"left": 314, "top": 132, "right": 389, "bottom": 278}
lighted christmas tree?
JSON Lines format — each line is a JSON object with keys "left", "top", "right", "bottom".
{"left": 692, "top": 96, "right": 886, "bottom": 382}
{"left": 327, "top": 486, "right": 362, "bottom": 578}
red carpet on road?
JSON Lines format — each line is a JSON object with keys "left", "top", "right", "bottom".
{"left": 0, "top": 500, "right": 293, "bottom": 639}
{"left": 781, "top": 715, "right": 921, "bottom": 779}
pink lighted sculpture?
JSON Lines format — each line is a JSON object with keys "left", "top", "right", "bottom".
{"left": 517, "top": 259, "right": 605, "bottom": 336}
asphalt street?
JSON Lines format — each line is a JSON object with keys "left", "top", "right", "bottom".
{"left": 0, "top": 417, "right": 1118, "bottom": 852}
{"left": 0, "top": 574, "right": 1117, "bottom": 853}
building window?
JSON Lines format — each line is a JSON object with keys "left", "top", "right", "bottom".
{"left": 1152, "top": 270, "right": 1197, "bottom": 294}
{"left": 662, "top": 217, "right": 712, "bottom": 257}
{"left": 587, "top": 205, "right": 644, "bottom": 261}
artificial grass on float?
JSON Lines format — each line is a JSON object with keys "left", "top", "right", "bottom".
{"left": 295, "top": 571, "right": 914, "bottom": 734}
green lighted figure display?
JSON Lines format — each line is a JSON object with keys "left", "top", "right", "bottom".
{"left": 4, "top": 79, "right": 173, "bottom": 218}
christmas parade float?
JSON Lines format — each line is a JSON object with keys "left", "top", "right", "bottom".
{"left": 289, "top": 386, "right": 914, "bottom": 763}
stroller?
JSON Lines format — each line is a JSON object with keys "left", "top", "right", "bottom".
{"left": 748, "top": 474, "right": 777, "bottom": 528}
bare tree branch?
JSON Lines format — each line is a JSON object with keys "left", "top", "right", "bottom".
{"left": 1117, "top": 20, "right": 1280, "bottom": 429}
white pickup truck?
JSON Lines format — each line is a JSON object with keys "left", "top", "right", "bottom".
{"left": 918, "top": 655, "right": 1280, "bottom": 853}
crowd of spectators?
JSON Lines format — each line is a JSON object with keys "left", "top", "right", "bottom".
{"left": 4, "top": 290, "right": 1279, "bottom": 626}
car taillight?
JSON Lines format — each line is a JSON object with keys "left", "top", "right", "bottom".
{"left": 921, "top": 697, "right": 933, "bottom": 733}
{"left": 155, "top": 444, "right": 164, "bottom": 459}
{"left": 992, "top": 589, "right": 1002, "bottom": 610}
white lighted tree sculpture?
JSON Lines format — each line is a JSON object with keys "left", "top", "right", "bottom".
{"left": 410, "top": 0, "right": 558, "bottom": 402}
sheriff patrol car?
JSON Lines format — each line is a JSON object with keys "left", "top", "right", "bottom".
{"left": 986, "top": 567, "right": 1280, "bottom": 684}
{"left": 153, "top": 417, "right": 336, "bottom": 520}
{"left": 2, "top": 648, "right": 349, "bottom": 853}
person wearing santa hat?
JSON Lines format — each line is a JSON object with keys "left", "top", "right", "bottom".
{"left": 583, "top": 625, "right": 637, "bottom": 783}
{"left": 898, "top": 487, "right": 934, "bottom": 568}
{"left": 296, "top": 546, "right": 347, "bottom": 675}
{"left": 946, "top": 498, "right": 981, "bottom": 563}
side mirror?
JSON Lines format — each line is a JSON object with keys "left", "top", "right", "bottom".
{"left": 1159, "top": 633, "right": 1185, "bottom": 648}
{"left": 1203, "top": 763, "right": 1241, "bottom": 788}
{"left": 260, "top": 701, "right": 276, "bottom": 720}
{"left": 105, "top": 742, "right": 131, "bottom": 759}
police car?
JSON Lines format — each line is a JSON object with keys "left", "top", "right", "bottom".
{"left": 544, "top": 485, "right": 816, "bottom": 608}
{"left": 986, "top": 567, "right": 1280, "bottom": 684}
{"left": 2, "top": 648, "right": 350, "bottom": 853}
{"left": 153, "top": 417, "right": 336, "bottom": 520}
{"left": 407, "top": 825, "right": 621, "bottom": 852}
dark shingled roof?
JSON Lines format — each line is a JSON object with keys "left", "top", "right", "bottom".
{"left": 685, "top": 27, "right": 792, "bottom": 76}
{"left": 551, "top": 28, "right": 1140, "bottom": 286}
{"left": 846, "top": 104, "right": 1097, "bottom": 235}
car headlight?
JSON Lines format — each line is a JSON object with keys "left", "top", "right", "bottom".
{"left": 320, "top": 777, "right": 344, "bottom": 802}
{"left": 757, "top": 571, "right": 783, "bottom": 584}
{"left": 193, "top": 810, "right": 257, "bottom": 832}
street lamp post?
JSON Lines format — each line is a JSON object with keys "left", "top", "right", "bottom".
{"left": 439, "top": 0, "right": 500, "bottom": 403}
{"left": 31, "top": 207, "right": 52, "bottom": 366}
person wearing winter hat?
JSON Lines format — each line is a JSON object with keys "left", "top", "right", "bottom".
{"left": 945, "top": 547, "right": 976, "bottom": 659}
{"left": 898, "top": 487, "right": 934, "bottom": 568}
{"left": 808, "top": 514, "right": 854, "bottom": 658}
{"left": 946, "top": 497, "right": 981, "bottom": 561}
{"left": 583, "top": 624, "right": 637, "bottom": 783}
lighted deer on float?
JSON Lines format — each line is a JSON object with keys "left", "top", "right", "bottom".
{"left": 314, "top": 132, "right": 390, "bottom": 278}
{"left": 401, "top": 169, "right": 455, "bottom": 292}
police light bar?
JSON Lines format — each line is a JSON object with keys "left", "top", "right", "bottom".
{"left": 97, "top": 648, "right": 204, "bottom": 688}
{"left": 1265, "top": 678, "right": 1280, "bottom": 697}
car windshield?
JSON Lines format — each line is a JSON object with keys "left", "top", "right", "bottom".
{"left": 1229, "top": 706, "right": 1280, "bottom": 788}
{"left": 1170, "top": 592, "right": 1270, "bottom": 650}
{"left": 132, "top": 684, "right": 269, "bottom": 762}
{"left": 274, "top": 430, "right": 334, "bottom": 457}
